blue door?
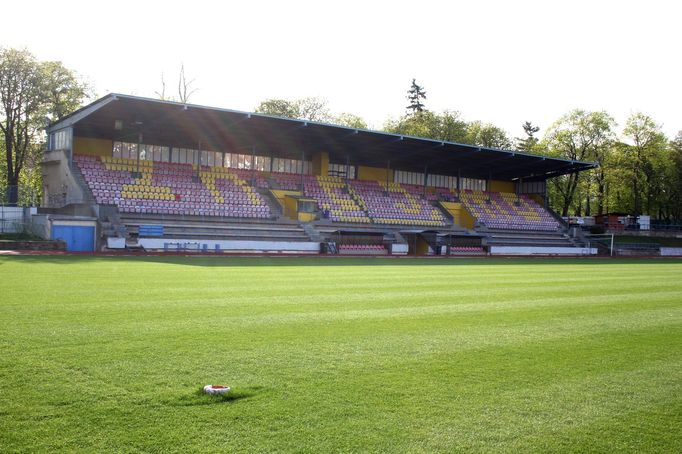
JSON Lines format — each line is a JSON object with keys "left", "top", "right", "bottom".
{"left": 51, "top": 225, "right": 95, "bottom": 252}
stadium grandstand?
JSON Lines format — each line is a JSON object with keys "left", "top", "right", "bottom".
{"left": 40, "top": 93, "right": 597, "bottom": 255}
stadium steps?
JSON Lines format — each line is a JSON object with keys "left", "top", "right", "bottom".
{"left": 121, "top": 213, "right": 311, "bottom": 242}
{"left": 258, "top": 188, "right": 284, "bottom": 217}
{"left": 302, "top": 223, "right": 323, "bottom": 242}
{"left": 545, "top": 205, "right": 570, "bottom": 229}
{"left": 69, "top": 162, "right": 97, "bottom": 205}
{"left": 484, "top": 229, "right": 575, "bottom": 247}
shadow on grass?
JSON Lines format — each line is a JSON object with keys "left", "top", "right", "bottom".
{"left": 174, "top": 385, "right": 267, "bottom": 406}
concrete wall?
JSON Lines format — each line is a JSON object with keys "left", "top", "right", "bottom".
{"left": 358, "top": 165, "right": 393, "bottom": 182}
{"left": 283, "top": 194, "right": 298, "bottom": 219}
{"left": 440, "top": 201, "right": 475, "bottom": 229}
{"left": 390, "top": 243, "right": 408, "bottom": 255}
{"left": 271, "top": 190, "right": 300, "bottom": 219}
{"left": 489, "top": 180, "right": 515, "bottom": 193}
{"left": 312, "top": 151, "right": 329, "bottom": 176}
{"left": 73, "top": 137, "right": 113, "bottom": 156}
{"left": 41, "top": 150, "right": 87, "bottom": 207}
{"left": 29, "top": 214, "right": 50, "bottom": 239}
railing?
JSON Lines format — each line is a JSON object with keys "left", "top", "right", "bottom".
{"left": 0, "top": 206, "right": 41, "bottom": 235}
{"left": 43, "top": 193, "right": 90, "bottom": 208}
{"left": 585, "top": 233, "right": 615, "bottom": 256}
{"left": 650, "top": 222, "right": 682, "bottom": 232}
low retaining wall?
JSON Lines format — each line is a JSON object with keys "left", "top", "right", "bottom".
{"left": 660, "top": 247, "right": 682, "bottom": 257}
{"left": 0, "top": 239, "right": 66, "bottom": 251}
{"left": 490, "top": 246, "right": 597, "bottom": 256}
{"left": 391, "top": 244, "right": 408, "bottom": 255}
{"left": 111, "top": 237, "right": 321, "bottom": 253}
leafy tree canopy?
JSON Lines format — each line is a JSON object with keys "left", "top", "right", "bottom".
{"left": 0, "top": 47, "right": 90, "bottom": 204}
{"left": 465, "top": 121, "right": 513, "bottom": 149}
{"left": 541, "top": 109, "right": 616, "bottom": 216}
{"left": 255, "top": 97, "right": 332, "bottom": 122}
{"left": 516, "top": 121, "right": 540, "bottom": 152}
{"left": 255, "top": 97, "right": 367, "bottom": 128}
{"left": 384, "top": 110, "right": 468, "bottom": 143}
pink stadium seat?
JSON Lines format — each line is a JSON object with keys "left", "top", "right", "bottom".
{"left": 74, "top": 155, "right": 272, "bottom": 220}
{"left": 348, "top": 180, "right": 447, "bottom": 227}
{"left": 460, "top": 190, "right": 559, "bottom": 232}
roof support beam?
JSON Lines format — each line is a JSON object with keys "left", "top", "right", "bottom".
{"left": 58, "top": 93, "right": 598, "bottom": 181}
{"left": 460, "top": 153, "right": 518, "bottom": 176}
{"left": 47, "top": 95, "right": 118, "bottom": 133}
{"left": 487, "top": 157, "right": 550, "bottom": 178}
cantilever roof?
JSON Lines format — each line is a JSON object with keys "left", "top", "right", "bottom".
{"left": 48, "top": 93, "right": 597, "bottom": 181}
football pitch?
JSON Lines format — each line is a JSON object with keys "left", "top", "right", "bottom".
{"left": 1, "top": 256, "right": 680, "bottom": 452}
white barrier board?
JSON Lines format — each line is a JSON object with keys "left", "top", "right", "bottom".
{"left": 138, "top": 238, "right": 320, "bottom": 253}
{"left": 490, "top": 246, "right": 597, "bottom": 256}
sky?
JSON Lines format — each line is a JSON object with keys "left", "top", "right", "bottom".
{"left": 2, "top": 0, "right": 681, "bottom": 139}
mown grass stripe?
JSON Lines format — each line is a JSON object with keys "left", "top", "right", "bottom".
{"left": 0, "top": 256, "right": 680, "bottom": 453}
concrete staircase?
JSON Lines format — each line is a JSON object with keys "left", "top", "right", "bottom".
{"left": 120, "top": 213, "right": 312, "bottom": 242}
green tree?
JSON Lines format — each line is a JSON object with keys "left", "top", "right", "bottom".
{"left": 0, "top": 48, "right": 90, "bottom": 205}
{"left": 334, "top": 113, "right": 367, "bottom": 129}
{"left": 465, "top": 121, "right": 513, "bottom": 149}
{"left": 384, "top": 110, "right": 469, "bottom": 143}
{"left": 255, "top": 99, "right": 300, "bottom": 119}
{"left": 667, "top": 132, "right": 682, "bottom": 219}
{"left": 515, "top": 121, "right": 540, "bottom": 152}
{"left": 654, "top": 143, "right": 679, "bottom": 219}
{"left": 295, "top": 97, "right": 332, "bottom": 122}
{"left": 406, "top": 78, "right": 427, "bottom": 114}
{"left": 622, "top": 113, "right": 667, "bottom": 217}
{"left": 589, "top": 117, "right": 617, "bottom": 215}
{"left": 255, "top": 97, "right": 366, "bottom": 128}
{"left": 255, "top": 97, "right": 333, "bottom": 122}
{"left": 542, "top": 109, "right": 615, "bottom": 216}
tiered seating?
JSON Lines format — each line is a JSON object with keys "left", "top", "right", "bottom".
{"left": 200, "top": 166, "right": 271, "bottom": 218}
{"left": 229, "top": 168, "right": 269, "bottom": 189}
{"left": 74, "top": 155, "right": 271, "bottom": 219}
{"left": 429, "top": 187, "right": 458, "bottom": 202}
{"left": 303, "top": 176, "right": 370, "bottom": 223}
{"left": 270, "top": 172, "right": 303, "bottom": 190}
{"left": 77, "top": 154, "right": 559, "bottom": 232}
{"left": 401, "top": 184, "right": 458, "bottom": 202}
{"left": 76, "top": 154, "right": 138, "bottom": 204}
{"left": 338, "top": 244, "right": 387, "bottom": 255}
{"left": 460, "top": 190, "right": 559, "bottom": 231}
{"left": 349, "top": 180, "right": 447, "bottom": 227}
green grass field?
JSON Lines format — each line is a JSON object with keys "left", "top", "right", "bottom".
{"left": 1, "top": 256, "right": 681, "bottom": 453}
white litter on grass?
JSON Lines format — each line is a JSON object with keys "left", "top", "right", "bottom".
{"left": 203, "top": 384, "right": 231, "bottom": 395}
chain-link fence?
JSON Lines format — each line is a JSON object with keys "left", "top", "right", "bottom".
{"left": 0, "top": 206, "right": 41, "bottom": 236}
{"left": 1, "top": 185, "right": 43, "bottom": 238}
